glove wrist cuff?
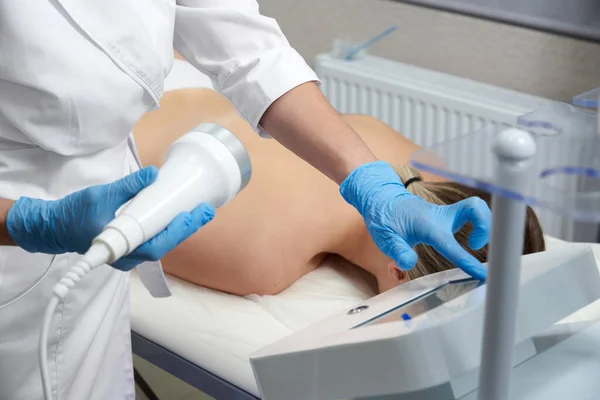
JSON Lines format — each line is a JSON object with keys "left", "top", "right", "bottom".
{"left": 340, "top": 161, "right": 407, "bottom": 214}
{"left": 6, "top": 197, "right": 61, "bottom": 254}
{"left": 7, "top": 197, "right": 39, "bottom": 252}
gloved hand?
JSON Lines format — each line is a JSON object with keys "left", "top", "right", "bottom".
{"left": 340, "top": 161, "right": 491, "bottom": 281}
{"left": 6, "top": 166, "right": 215, "bottom": 271}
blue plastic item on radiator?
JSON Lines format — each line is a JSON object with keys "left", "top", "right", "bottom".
{"left": 573, "top": 87, "right": 599, "bottom": 109}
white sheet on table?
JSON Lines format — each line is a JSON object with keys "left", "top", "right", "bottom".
{"left": 130, "top": 235, "right": 600, "bottom": 397}
{"left": 130, "top": 255, "right": 375, "bottom": 397}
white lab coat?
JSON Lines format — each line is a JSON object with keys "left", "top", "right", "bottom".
{"left": 0, "top": 1, "right": 317, "bottom": 399}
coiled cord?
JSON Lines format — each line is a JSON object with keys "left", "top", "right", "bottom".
{"left": 39, "top": 244, "right": 111, "bottom": 400}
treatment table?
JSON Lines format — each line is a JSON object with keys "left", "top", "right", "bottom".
{"left": 130, "top": 60, "right": 600, "bottom": 399}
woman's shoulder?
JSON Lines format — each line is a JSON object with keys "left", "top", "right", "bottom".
{"left": 341, "top": 114, "right": 420, "bottom": 164}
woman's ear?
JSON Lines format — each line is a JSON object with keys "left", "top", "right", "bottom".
{"left": 388, "top": 261, "right": 409, "bottom": 284}
{"left": 376, "top": 260, "right": 411, "bottom": 293}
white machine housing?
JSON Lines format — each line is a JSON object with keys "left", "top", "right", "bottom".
{"left": 251, "top": 244, "right": 600, "bottom": 400}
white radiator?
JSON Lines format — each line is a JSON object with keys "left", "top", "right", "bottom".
{"left": 314, "top": 53, "right": 575, "bottom": 241}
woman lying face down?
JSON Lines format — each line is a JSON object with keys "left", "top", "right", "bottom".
{"left": 133, "top": 87, "right": 546, "bottom": 295}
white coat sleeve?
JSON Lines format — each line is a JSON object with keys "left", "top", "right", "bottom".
{"left": 173, "top": 0, "right": 320, "bottom": 136}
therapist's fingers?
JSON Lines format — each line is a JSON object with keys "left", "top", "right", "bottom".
{"left": 108, "top": 166, "right": 159, "bottom": 207}
{"left": 446, "top": 197, "right": 491, "bottom": 250}
{"left": 116, "top": 213, "right": 191, "bottom": 270}
{"left": 112, "top": 204, "right": 214, "bottom": 271}
{"left": 147, "top": 205, "right": 214, "bottom": 253}
{"left": 139, "top": 204, "right": 214, "bottom": 256}
{"left": 112, "top": 204, "right": 215, "bottom": 271}
{"left": 383, "top": 233, "right": 418, "bottom": 271}
{"left": 187, "top": 203, "right": 216, "bottom": 239}
{"left": 112, "top": 256, "right": 145, "bottom": 272}
{"left": 425, "top": 229, "right": 487, "bottom": 281}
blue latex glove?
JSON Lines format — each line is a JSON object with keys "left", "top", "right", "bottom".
{"left": 6, "top": 166, "right": 215, "bottom": 271}
{"left": 340, "top": 161, "right": 491, "bottom": 281}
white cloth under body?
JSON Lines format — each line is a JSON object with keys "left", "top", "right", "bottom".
{"left": 130, "top": 255, "right": 377, "bottom": 397}
{"left": 0, "top": 2, "right": 316, "bottom": 399}
{"left": 131, "top": 236, "right": 600, "bottom": 398}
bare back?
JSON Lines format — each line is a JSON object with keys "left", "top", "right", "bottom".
{"left": 133, "top": 88, "right": 434, "bottom": 295}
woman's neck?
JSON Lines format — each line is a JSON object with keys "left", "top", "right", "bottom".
{"left": 333, "top": 222, "right": 391, "bottom": 282}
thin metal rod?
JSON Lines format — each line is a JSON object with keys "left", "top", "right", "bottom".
{"left": 134, "top": 367, "right": 162, "bottom": 400}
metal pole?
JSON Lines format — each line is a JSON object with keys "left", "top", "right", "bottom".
{"left": 477, "top": 128, "right": 536, "bottom": 400}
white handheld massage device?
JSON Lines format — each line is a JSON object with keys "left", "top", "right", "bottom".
{"left": 39, "top": 124, "right": 252, "bottom": 400}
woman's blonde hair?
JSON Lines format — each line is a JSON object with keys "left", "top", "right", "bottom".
{"left": 392, "top": 165, "right": 546, "bottom": 280}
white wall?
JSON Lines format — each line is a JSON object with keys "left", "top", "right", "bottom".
{"left": 260, "top": 0, "right": 600, "bottom": 102}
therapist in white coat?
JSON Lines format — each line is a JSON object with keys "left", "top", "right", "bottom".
{"left": 0, "top": 1, "right": 492, "bottom": 399}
